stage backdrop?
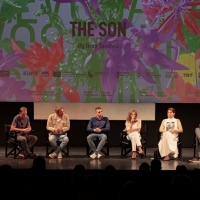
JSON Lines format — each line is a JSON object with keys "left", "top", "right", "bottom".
{"left": 1, "top": 0, "right": 200, "bottom": 103}
{"left": 34, "top": 102, "right": 155, "bottom": 120}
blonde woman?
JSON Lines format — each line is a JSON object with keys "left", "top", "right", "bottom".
{"left": 125, "top": 110, "right": 145, "bottom": 159}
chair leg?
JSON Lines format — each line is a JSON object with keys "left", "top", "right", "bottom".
{"left": 5, "top": 142, "right": 23, "bottom": 159}
{"left": 125, "top": 149, "right": 132, "bottom": 157}
{"left": 5, "top": 143, "right": 8, "bottom": 158}
{"left": 86, "top": 143, "right": 90, "bottom": 157}
{"left": 121, "top": 145, "right": 132, "bottom": 158}
{"left": 107, "top": 143, "right": 109, "bottom": 157}
{"left": 178, "top": 143, "right": 182, "bottom": 159}
{"left": 61, "top": 144, "right": 69, "bottom": 157}
{"left": 194, "top": 137, "right": 196, "bottom": 158}
{"left": 121, "top": 147, "right": 126, "bottom": 158}
{"left": 15, "top": 147, "right": 22, "bottom": 158}
{"left": 124, "top": 147, "right": 128, "bottom": 157}
{"left": 14, "top": 145, "right": 17, "bottom": 159}
{"left": 6, "top": 148, "right": 15, "bottom": 158}
{"left": 100, "top": 149, "right": 108, "bottom": 157}
{"left": 46, "top": 142, "right": 49, "bottom": 156}
{"left": 67, "top": 145, "right": 69, "bottom": 156}
{"left": 100, "top": 144, "right": 109, "bottom": 158}
{"left": 30, "top": 147, "right": 34, "bottom": 154}
{"left": 46, "top": 142, "right": 55, "bottom": 157}
{"left": 121, "top": 143, "right": 124, "bottom": 158}
{"left": 61, "top": 150, "right": 68, "bottom": 157}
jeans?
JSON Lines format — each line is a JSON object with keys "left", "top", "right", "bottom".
{"left": 49, "top": 134, "right": 69, "bottom": 154}
{"left": 17, "top": 134, "right": 38, "bottom": 155}
{"left": 87, "top": 133, "right": 107, "bottom": 154}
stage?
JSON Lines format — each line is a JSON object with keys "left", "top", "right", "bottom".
{"left": 1, "top": 147, "right": 200, "bottom": 171}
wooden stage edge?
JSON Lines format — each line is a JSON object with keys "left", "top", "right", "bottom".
{"left": 1, "top": 147, "right": 200, "bottom": 171}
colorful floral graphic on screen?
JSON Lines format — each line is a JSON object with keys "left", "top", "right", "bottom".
{"left": 0, "top": 0, "right": 200, "bottom": 102}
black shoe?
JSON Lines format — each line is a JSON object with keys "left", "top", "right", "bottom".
{"left": 27, "top": 153, "right": 37, "bottom": 159}
{"left": 138, "top": 152, "right": 146, "bottom": 159}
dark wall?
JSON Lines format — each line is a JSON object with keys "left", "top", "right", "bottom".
{"left": 0, "top": 102, "right": 199, "bottom": 148}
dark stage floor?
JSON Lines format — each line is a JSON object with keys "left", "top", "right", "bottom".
{"left": 1, "top": 147, "right": 200, "bottom": 171}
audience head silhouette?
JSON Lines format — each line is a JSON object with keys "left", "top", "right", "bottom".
{"left": 151, "top": 159, "right": 162, "bottom": 171}
{"left": 71, "top": 164, "right": 86, "bottom": 185}
{"left": 32, "top": 156, "right": 46, "bottom": 170}
{"left": 73, "top": 164, "right": 85, "bottom": 175}
{"left": 104, "top": 164, "right": 116, "bottom": 171}
{"left": 175, "top": 165, "right": 188, "bottom": 174}
{"left": 171, "top": 174, "right": 193, "bottom": 189}
{"left": 139, "top": 162, "right": 150, "bottom": 171}
{"left": 121, "top": 181, "right": 137, "bottom": 200}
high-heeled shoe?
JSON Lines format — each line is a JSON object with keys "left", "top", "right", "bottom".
{"left": 138, "top": 152, "right": 146, "bottom": 159}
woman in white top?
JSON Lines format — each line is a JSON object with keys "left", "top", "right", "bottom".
{"left": 125, "top": 109, "right": 145, "bottom": 159}
{"left": 158, "top": 107, "right": 183, "bottom": 161}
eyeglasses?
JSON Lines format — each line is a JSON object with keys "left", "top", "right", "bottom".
{"left": 97, "top": 111, "right": 102, "bottom": 113}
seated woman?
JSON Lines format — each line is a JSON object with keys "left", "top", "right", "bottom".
{"left": 125, "top": 109, "right": 145, "bottom": 159}
{"left": 158, "top": 107, "right": 183, "bottom": 161}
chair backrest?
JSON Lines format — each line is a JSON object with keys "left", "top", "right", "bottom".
{"left": 141, "top": 124, "right": 146, "bottom": 133}
{"left": 177, "top": 133, "right": 181, "bottom": 144}
{"left": 5, "top": 124, "right": 11, "bottom": 133}
{"left": 5, "top": 124, "right": 17, "bottom": 142}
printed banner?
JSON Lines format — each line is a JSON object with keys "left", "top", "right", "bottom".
{"left": 1, "top": 0, "right": 200, "bottom": 103}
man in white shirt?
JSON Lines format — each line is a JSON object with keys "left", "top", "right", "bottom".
{"left": 46, "top": 106, "right": 70, "bottom": 159}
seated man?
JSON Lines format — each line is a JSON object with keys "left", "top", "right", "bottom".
{"left": 10, "top": 107, "right": 38, "bottom": 159}
{"left": 87, "top": 107, "right": 110, "bottom": 159}
{"left": 47, "top": 106, "right": 70, "bottom": 159}
{"left": 189, "top": 127, "right": 200, "bottom": 162}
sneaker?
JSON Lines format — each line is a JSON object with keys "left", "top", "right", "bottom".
{"left": 97, "top": 153, "right": 102, "bottom": 159}
{"left": 49, "top": 152, "right": 57, "bottom": 159}
{"left": 27, "top": 153, "right": 37, "bottom": 159}
{"left": 57, "top": 153, "right": 62, "bottom": 159}
{"left": 18, "top": 153, "right": 25, "bottom": 159}
{"left": 90, "top": 153, "right": 96, "bottom": 159}
{"left": 189, "top": 157, "right": 200, "bottom": 162}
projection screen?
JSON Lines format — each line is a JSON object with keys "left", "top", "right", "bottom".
{"left": 34, "top": 102, "right": 155, "bottom": 120}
